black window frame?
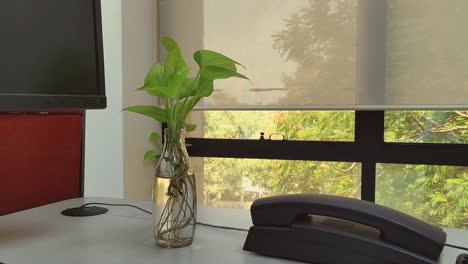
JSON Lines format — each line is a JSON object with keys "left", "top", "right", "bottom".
{"left": 178, "top": 110, "right": 468, "bottom": 202}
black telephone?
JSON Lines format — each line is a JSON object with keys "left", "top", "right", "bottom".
{"left": 243, "top": 194, "right": 447, "bottom": 264}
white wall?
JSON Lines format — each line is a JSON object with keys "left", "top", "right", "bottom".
{"left": 84, "top": 0, "right": 124, "bottom": 198}
{"left": 122, "top": 0, "right": 159, "bottom": 200}
{"left": 85, "top": 0, "right": 158, "bottom": 199}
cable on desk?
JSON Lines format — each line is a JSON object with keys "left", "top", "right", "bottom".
{"left": 80, "top": 203, "right": 249, "bottom": 232}
{"left": 445, "top": 243, "right": 468, "bottom": 251}
{"left": 82, "top": 203, "right": 468, "bottom": 244}
{"left": 80, "top": 202, "right": 152, "bottom": 215}
{"left": 196, "top": 222, "right": 249, "bottom": 232}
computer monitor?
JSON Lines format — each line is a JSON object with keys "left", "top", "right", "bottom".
{"left": 0, "top": 0, "right": 106, "bottom": 111}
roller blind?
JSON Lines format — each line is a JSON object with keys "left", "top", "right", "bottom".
{"left": 159, "top": 0, "right": 468, "bottom": 110}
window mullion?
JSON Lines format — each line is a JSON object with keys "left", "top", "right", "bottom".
{"left": 355, "top": 111, "right": 385, "bottom": 202}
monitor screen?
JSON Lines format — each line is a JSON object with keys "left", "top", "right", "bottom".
{"left": 0, "top": 0, "right": 106, "bottom": 110}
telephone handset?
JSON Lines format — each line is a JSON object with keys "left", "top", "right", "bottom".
{"left": 243, "top": 194, "right": 447, "bottom": 264}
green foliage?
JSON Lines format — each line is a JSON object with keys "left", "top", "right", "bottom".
{"left": 143, "top": 133, "right": 162, "bottom": 161}
{"left": 123, "top": 37, "right": 248, "bottom": 162}
{"left": 377, "top": 111, "right": 468, "bottom": 228}
{"left": 124, "top": 36, "right": 248, "bottom": 133}
{"left": 274, "top": 111, "right": 354, "bottom": 141}
{"left": 202, "top": 110, "right": 468, "bottom": 228}
{"left": 144, "top": 150, "right": 161, "bottom": 161}
{"left": 122, "top": 105, "right": 167, "bottom": 122}
{"left": 194, "top": 50, "right": 243, "bottom": 71}
{"left": 376, "top": 163, "right": 468, "bottom": 228}
{"left": 385, "top": 111, "right": 468, "bottom": 144}
{"left": 202, "top": 111, "right": 360, "bottom": 208}
{"left": 184, "top": 123, "right": 197, "bottom": 132}
{"left": 149, "top": 132, "right": 160, "bottom": 142}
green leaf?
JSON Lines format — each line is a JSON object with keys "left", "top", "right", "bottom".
{"left": 179, "top": 77, "right": 199, "bottom": 98}
{"left": 159, "top": 37, "right": 193, "bottom": 99}
{"left": 168, "top": 67, "right": 190, "bottom": 99}
{"left": 123, "top": 105, "right": 168, "bottom": 122}
{"left": 185, "top": 123, "right": 197, "bottom": 132}
{"left": 137, "top": 64, "right": 173, "bottom": 97}
{"left": 149, "top": 132, "right": 160, "bottom": 142}
{"left": 198, "top": 66, "right": 249, "bottom": 97}
{"left": 137, "top": 83, "right": 171, "bottom": 98}
{"left": 138, "top": 68, "right": 189, "bottom": 99}
{"left": 200, "top": 66, "right": 249, "bottom": 81}
{"left": 144, "top": 150, "right": 161, "bottom": 161}
{"left": 144, "top": 64, "right": 166, "bottom": 86}
{"left": 160, "top": 37, "right": 189, "bottom": 74}
{"left": 193, "top": 50, "right": 245, "bottom": 71}
{"left": 198, "top": 80, "right": 214, "bottom": 97}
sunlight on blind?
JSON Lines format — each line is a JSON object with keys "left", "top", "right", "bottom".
{"left": 202, "top": 0, "right": 358, "bottom": 107}
{"left": 160, "top": 0, "right": 468, "bottom": 109}
{"left": 385, "top": 1, "right": 468, "bottom": 106}
{"left": 160, "top": 0, "right": 358, "bottom": 108}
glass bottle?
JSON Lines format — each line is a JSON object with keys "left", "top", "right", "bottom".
{"left": 152, "top": 129, "right": 196, "bottom": 248}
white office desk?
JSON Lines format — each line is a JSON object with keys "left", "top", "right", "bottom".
{"left": 0, "top": 198, "right": 466, "bottom": 264}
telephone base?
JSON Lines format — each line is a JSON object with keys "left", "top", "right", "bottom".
{"left": 243, "top": 224, "right": 437, "bottom": 264}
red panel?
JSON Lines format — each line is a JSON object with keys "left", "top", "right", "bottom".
{"left": 0, "top": 114, "right": 82, "bottom": 215}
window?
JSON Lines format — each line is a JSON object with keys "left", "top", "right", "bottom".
{"left": 376, "top": 164, "right": 467, "bottom": 228}
{"left": 192, "top": 157, "right": 361, "bottom": 209}
{"left": 183, "top": 111, "right": 468, "bottom": 229}
{"left": 385, "top": 111, "right": 468, "bottom": 144}
{"left": 160, "top": 0, "right": 468, "bottom": 229}
{"left": 187, "top": 111, "right": 354, "bottom": 141}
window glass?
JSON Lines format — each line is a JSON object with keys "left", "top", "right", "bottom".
{"left": 385, "top": 111, "right": 468, "bottom": 144}
{"left": 187, "top": 111, "right": 355, "bottom": 141}
{"left": 376, "top": 163, "right": 468, "bottom": 228}
{"left": 191, "top": 157, "right": 361, "bottom": 209}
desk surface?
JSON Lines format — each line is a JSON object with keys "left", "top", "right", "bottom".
{"left": 0, "top": 198, "right": 466, "bottom": 264}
